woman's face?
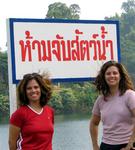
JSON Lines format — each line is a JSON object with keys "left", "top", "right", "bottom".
{"left": 26, "top": 79, "right": 41, "bottom": 103}
{"left": 105, "top": 65, "right": 121, "bottom": 88}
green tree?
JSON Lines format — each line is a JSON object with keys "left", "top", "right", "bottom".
{"left": 0, "top": 52, "right": 8, "bottom": 86}
{"left": 60, "top": 88, "right": 77, "bottom": 114}
{"left": 0, "top": 51, "right": 9, "bottom": 119}
{"left": 120, "top": 0, "right": 135, "bottom": 78}
{"left": 0, "top": 94, "right": 9, "bottom": 115}
{"left": 121, "top": 0, "right": 135, "bottom": 13}
{"left": 72, "top": 82, "right": 97, "bottom": 113}
{"left": 69, "top": 4, "right": 80, "bottom": 19}
{"left": 49, "top": 91, "right": 63, "bottom": 114}
{"left": 46, "top": 2, "right": 80, "bottom": 19}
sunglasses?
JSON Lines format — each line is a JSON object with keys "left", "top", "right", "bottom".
{"left": 23, "top": 73, "right": 42, "bottom": 79}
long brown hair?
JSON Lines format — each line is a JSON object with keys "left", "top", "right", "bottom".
{"left": 17, "top": 72, "right": 52, "bottom": 106}
{"left": 95, "top": 61, "right": 134, "bottom": 97}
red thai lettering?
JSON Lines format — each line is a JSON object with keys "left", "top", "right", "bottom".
{"left": 19, "top": 26, "right": 115, "bottom": 62}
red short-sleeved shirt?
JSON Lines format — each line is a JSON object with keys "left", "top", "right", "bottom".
{"left": 10, "top": 105, "right": 54, "bottom": 150}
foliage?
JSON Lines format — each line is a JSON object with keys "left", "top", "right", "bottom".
{"left": 59, "top": 88, "right": 77, "bottom": 114}
{"left": 49, "top": 91, "right": 63, "bottom": 114}
{"left": 0, "top": 52, "right": 8, "bottom": 85}
{"left": 0, "top": 52, "right": 9, "bottom": 117}
{"left": 70, "top": 82, "right": 97, "bottom": 113}
{"left": 46, "top": 2, "right": 80, "bottom": 19}
{"left": 0, "top": 94, "right": 9, "bottom": 115}
{"left": 48, "top": 83, "right": 97, "bottom": 114}
{"left": 121, "top": 0, "right": 135, "bottom": 13}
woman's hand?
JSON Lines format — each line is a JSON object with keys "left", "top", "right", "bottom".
{"left": 93, "top": 145, "right": 100, "bottom": 150}
{"left": 120, "top": 145, "right": 132, "bottom": 150}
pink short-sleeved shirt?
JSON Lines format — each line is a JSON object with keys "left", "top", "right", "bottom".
{"left": 92, "top": 89, "right": 135, "bottom": 145}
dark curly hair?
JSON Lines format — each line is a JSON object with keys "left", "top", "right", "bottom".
{"left": 17, "top": 72, "right": 52, "bottom": 106}
{"left": 95, "top": 61, "right": 134, "bottom": 97}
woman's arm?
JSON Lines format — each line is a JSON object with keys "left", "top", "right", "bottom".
{"left": 121, "top": 108, "right": 135, "bottom": 150}
{"left": 9, "top": 124, "right": 21, "bottom": 150}
{"left": 89, "top": 114, "right": 101, "bottom": 150}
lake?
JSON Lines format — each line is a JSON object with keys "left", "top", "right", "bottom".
{"left": 0, "top": 114, "right": 102, "bottom": 150}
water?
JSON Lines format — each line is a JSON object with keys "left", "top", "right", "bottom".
{"left": 0, "top": 124, "right": 8, "bottom": 150}
{"left": 0, "top": 114, "right": 102, "bottom": 150}
{"left": 53, "top": 114, "right": 91, "bottom": 150}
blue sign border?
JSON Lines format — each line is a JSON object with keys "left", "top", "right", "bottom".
{"left": 8, "top": 18, "right": 121, "bottom": 84}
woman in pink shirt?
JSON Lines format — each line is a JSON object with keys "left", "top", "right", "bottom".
{"left": 9, "top": 73, "right": 54, "bottom": 150}
{"left": 90, "top": 61, "right": 135, "bottom": 150}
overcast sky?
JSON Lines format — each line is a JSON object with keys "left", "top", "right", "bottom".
{"left": 0, "top": 0, "right": 126, "bottom": 51}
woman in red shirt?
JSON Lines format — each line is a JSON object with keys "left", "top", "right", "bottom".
{"left": 9, "top": 73, "right": 54, "bottom": 150}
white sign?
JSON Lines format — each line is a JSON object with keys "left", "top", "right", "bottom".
{"left": 7, "top": 18, "right": 120, "bottom": 83}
